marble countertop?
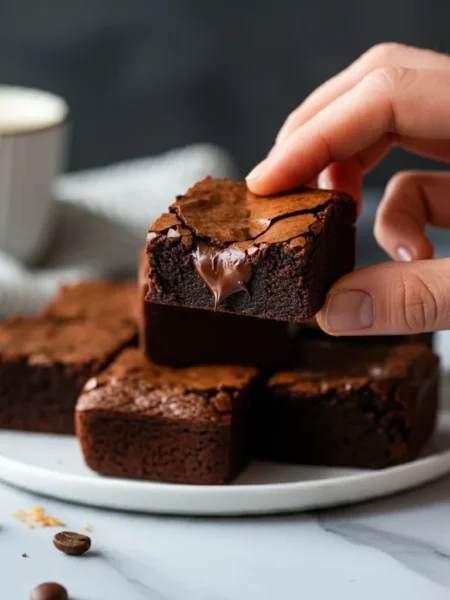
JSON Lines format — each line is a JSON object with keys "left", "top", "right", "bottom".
{"left": 1, "top": 473, "right": 450, "bottom": 600}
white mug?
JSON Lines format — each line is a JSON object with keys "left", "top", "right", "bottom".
{"left": 0, "top": 86, "right": 68, "bottom": 264}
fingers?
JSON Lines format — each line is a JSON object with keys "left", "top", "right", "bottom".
{"left": 316, "top": 138, "right": 391, "bottom": 207}
{"left": 393, "top": 137, "right": 450, "bottom": 162}
{"left": 247, "top": 67, "right": 450, "bottom": 195}
{"left": 276, "top": 43, "right": 450, "bottom": 147}
{"left": 316, "top": 258, "right": 450, "bottom": 335}
{"left": 317, "top": 158, "right": 363, "bottom": 209}
{"left": 374, "top": 171, "right": 450, "bottom": 262}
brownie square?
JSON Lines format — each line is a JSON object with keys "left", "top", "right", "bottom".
{"left": 146, "top": 177, "right": 356, "bottom": 323}
{"left": 40, "top": 280, "right": 137, "bottom": 323}
{"left": 0, "top": 317, "right": 136, "bottom": 434}
{"left": 138, "top": 251, "right": 296, "bottom": 366}
{"left": 255, "top": 340, "right": 439, "bottom": 469}
{"left": 76, "top": 348, "right": 258, "bottom": 484}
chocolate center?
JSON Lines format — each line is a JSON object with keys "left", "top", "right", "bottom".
{"left": 192, "top": 242, "right": 252, "bottom": 308}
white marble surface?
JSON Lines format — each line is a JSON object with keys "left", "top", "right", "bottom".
{"left": 0, "top": 334, "right": 448, "bottom": 599}
{"left": 1, "top": 473, "right": 450, "bottom": 600}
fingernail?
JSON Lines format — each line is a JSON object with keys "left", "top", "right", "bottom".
{"left": 326, "top": 290, "right": 374, "bottom": 332}
{"left": 246, "top": 159, "right": 267, "bottom": 182}
{"left": 396, "top": 246, "right": 413, "bottom": 262}
{"left": 318, "top": 170, "right": 332, "bottom": 189}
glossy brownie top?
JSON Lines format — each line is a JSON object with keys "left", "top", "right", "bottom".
{"left": 269, "top": 340, "right": 439, "bottom": 394}
{"left": 77, "top": 348, "right": 258, "bottom": 422}
{"left": 147, "top": 177, "right": 356, "bottom": 249}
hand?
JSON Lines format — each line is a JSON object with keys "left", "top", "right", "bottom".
{"left": 246, "top": 43, "right": 450, "bottom": 336}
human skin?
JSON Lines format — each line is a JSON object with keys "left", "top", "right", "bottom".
{"left": 246, "top": 43, "right": 450, "bottom": 336}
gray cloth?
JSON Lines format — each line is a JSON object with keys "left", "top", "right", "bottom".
{"left": 0, "top": 144, "right": 237, "bottom": 316}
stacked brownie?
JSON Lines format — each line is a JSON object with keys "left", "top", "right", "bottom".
{"left": 0, "top": 282, "right": 137, "bottom": 434}
{"left": 255, "top": 339, "right": 439, "bottom": 469}
{"left": 0, "top": 177, "right": 440, "bottom": 484}
{"left": 76, "top": 349, "right": 258, "bottom": 484}
{"left": 140, "top": 178, "right": 438, "bottom": 473}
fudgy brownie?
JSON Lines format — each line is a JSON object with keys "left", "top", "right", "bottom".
{"left": 0, "top": 317, "right": 136, "bottom": 434}
{"left": 255, "top": 340, "right": 439, "bottom": 469}
{"left": 40, "top": 280, "right": 137, "bottom": 323}
{"left": 146, "top": 177, "right": 356, "bottom": 322}
{"left": 139, "top": 252, "right": 297, "bottom": 366}
{"left": 76, "top": 348, "right": 258, "bottom": 484}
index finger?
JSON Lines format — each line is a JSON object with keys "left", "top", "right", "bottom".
{"left": 276, "top": 44, "right": 450, "bottom": 146}
{"left": 247, "top": 67, "right": 450, "bottom": 196}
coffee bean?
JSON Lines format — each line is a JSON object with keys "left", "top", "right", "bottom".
{"left": 53, "top": 531, "right": 91, "bottom": 556}
{"left": 30, "top": 582, "right": 68, "bottom": 600}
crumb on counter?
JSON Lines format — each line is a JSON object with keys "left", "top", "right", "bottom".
{"left": 13, "top": 506, "right": 63, "bottom": 528}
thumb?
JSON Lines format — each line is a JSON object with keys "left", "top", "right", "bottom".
{"left": 317, "top": 258, "right": 450, "bottom": 335}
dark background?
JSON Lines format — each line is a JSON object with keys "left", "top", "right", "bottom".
{"left": 1, "top": 0, "right": 450, "bottom": 183}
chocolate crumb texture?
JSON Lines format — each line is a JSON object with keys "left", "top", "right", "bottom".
{"left": 139, "top": 253, "right": 297, "bottom": 368}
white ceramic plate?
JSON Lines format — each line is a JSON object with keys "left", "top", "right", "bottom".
{"left": 0, "top": 413, "right": 449, "bottom": 516}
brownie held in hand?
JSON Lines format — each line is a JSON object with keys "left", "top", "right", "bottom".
{"left": 76, "top": 348, "right": 258, "bottom": 484}
{"left": 255, "top": 340, "right": 439, "bottom": 469}
{"left": 145, "top": 177, "right": 356, "bottom": 322}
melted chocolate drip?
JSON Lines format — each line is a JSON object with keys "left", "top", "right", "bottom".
{"left": 192, "top": 242, "right": 252, "bottom": 308}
